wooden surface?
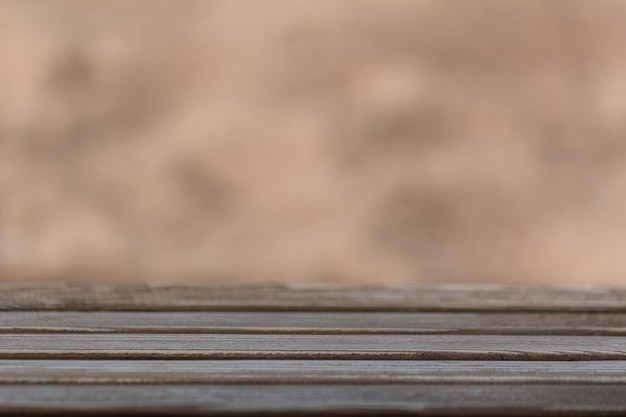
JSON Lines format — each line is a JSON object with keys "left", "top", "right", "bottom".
{"left": 2, "top": 284, "right": 626, "bottom": 415}
{"left": 3, "top": 360, "right": 626, "bottom": 384}
{"left": 5, "top": 311, "right": 626, "bottom": 335}
{"left": 3, "top": 385, "right": 626, "bottom": 415}
{"left": 3, "top": 283, "right": 626, "bottom": 311}
{"left": 2, "top": 334, "right": 626, "bottom": 360}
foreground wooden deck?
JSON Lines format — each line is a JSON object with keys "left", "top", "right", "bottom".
{"left": 1, "top": 284, "right": 626, "bottom": 415}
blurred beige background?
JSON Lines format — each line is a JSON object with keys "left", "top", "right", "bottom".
{"left": 1, "top": 0, "right": 626, "bottom": 285}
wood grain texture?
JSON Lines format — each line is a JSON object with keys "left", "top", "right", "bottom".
{"left": 4, "top": 311, "right": 626, "bottom": 335}
{"left": 1, "top": 334, "right": 624, "bottom": 360}
{"left": 2, "top": 360, "right": 626, "bottom": 384}
{"left": 1, "top": 384, "right": 626, "bottom": 415}
{"left": 2, "top": 284, "right": 626, "bottom": 311}
{"left": 3, "top": 285, "right": 626, "bottom": 415}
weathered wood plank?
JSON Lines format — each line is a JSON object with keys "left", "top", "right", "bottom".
{"left": 1, "top": 384, "right": 626, "bottom": 415}
{"left": 2, "top": 284, "right": 626, "bottom": 311}
{"left": 1, "top": 334, "right": 624, "bottom": 360}
{"left": 2, "top": 360, "right": 626, "bottom": 384}
{"left": 4, "top": 311, "right": 626, "bottom": 335}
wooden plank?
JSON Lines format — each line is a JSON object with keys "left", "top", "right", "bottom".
{"left": 1, "top": 334, "right": 624, "bottom": 360}
{"left": 2, "top": 284, "right": 626, "bottom": 311}
{"left": 2, "top": 360, "right": 626, "bottom": 384}
{"left": 1, "top": 384, "right": 626, "bottom": 415}
{"left": 3, "top": 311, "right": 626, "bottom": 335}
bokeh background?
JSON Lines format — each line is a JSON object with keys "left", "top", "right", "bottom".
{"left": 2, "top": 0, "right": 626, "bottom": 285}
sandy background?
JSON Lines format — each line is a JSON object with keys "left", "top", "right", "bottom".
{"left": 2, "top": 0, "right": 626, "bottom": 285}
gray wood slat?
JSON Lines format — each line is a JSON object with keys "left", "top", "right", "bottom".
{"left": 1, "top": 384, "right": 626, "bottom": 415}
{"left": 3, "top": 311, "right": 626, "bottom": 335}
{"left": 2, "top": 360, "right": 626, "bottom": 384}
{"left": 2, "top": 284, "right": 626, "bottom": 311}
{"left": 1, "top": 334, "right": 624, "bottom": 359}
